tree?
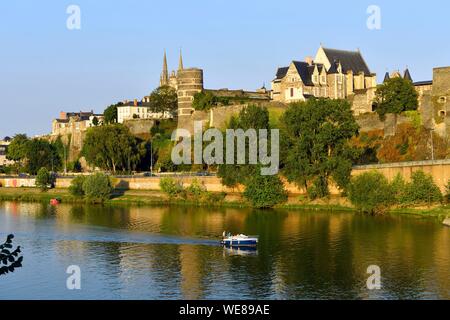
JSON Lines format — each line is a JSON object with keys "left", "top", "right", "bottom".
{"left": 6, "top": 134, "right": 29, "bottom": 171}
{"left": 280, "top": 98, "right": 359, "bottom": 198}
{"left": 374, "top": 77, "right": 418, "bottom": 118}
{"left": 92, "top": 116, "right": 99, "bottom": 126}
{"left": 217, "top": 105, "right": 287, "bottom": 208}
{"left": 348, "top": 171, "right": 394, "bottom": 214}
{"left": 148, "top": 86, "right": 178, "bottom": 116}
{"left": 0, "top": 234, "right": 23, "bottom": 276}
{"left": 103, "top": 102, "right": 123, "bottom": 124}
{"left": 25, "top": 139, "right": 61, "bottom": 174}
{"left": 82, "top": 173, "right": 113, "bottom": 202}
{"left": 243, "top": 175, "right": 288, "bottom": 208}
{"left": 69, "top": 176, "right": 87, "bottom": 197}
{"left": 82, "top": 124, "right": 147, "bottom": 174}
{"left": 35, "top": 167, "right": 55, "bottom": 192}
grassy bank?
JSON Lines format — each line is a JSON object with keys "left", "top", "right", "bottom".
{"left": 0, "top": 187, "right": 449, "bottom": 219}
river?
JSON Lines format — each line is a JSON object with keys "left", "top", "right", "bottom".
{"left": 0, "top": 201, "right": 449, "bottom": 299}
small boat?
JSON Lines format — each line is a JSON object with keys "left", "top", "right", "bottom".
{"left": 221, "top": 232, "right": 258, "bottom": 247}
{"left": 50, "top": 198, "right": 60, "bottom": 205}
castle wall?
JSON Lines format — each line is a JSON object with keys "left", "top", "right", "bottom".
{"left": 123, "top": 119, "right": 155, "bottom": 140}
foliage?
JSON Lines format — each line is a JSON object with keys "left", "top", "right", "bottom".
{"left": 374, "top": 77, "right": 418, "bottom": 118}
{"left": 401, "top": 171, "right": 443, "bottom": 205}
{"left": 280, "top": 98, "right": 359, "bottom": 198}
{"left": 69, "top": 176, "right": 87, "bottom": 197}
{"left": 82, "top": 124, "right": 147, "bottom": 174}
{"left": 148, "top": 86, "right": 178, "bottom": 116}
{"left": 67, "top": 159, "right": 82, "bottom": 173}
{"left": 348, "top": 171, "right": 394, "bottom": 214}
{"left": 376, "top": 123, "right": 448, "bottom": 163}
{"left": 103, "top": 102, "right": 123, "bottom": 124}
{"left": 159, "top": 177, "right": 185, "bottom": 199}
{"left": 243, "top": 175, "right": 288, "bottom": 208}
{"left": 404, "top": 110, "right": 422, "bottom": 129}
{"left": 185, "top": 179, "right": 207, "bottom": 201}
{"left": 21, "top": 139, "right": 61, "bottom": 175}
{"left": 192, "top": 91, "right": 230, "bottom": 111}
{"left": 390, "top": 173, "right": 406, "bottom": 203}
{"left": 0, "top": 234, "right": 23, "bottom": 276}
{"left": 82, "top": 173, "right": 113, "bottom": 202}
{"left": 6, "top": 134, "right": 28, "bottom": 163}
{"left": 35, "top": 167, "right": 55, "bottom": 192}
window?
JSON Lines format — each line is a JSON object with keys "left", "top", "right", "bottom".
{"left": 439, "top": 110, "right": 446, "bottom": 117}
{"left": 439, "top": 96, "right": 447, "bottom": 103}
{"left": 290, "top": 88, "right": 294, "bottom": 97}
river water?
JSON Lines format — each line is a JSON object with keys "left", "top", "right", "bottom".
{"left": 0, "top": 201, "right": 449, "bottom": 299}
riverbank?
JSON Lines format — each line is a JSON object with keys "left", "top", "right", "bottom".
{"left": 0, "top": 187, "right": 449, "bottom": 220}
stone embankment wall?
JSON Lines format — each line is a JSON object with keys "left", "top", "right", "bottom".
{"left": 2, "top": 159, "right": 449, "bottom": 194}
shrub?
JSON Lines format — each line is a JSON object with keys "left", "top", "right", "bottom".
{"left": 159, "top": 177, "right": 184, "bottom": 199}
{"left": 390, "top": 173, "right": 406, "bottom": 203}
{"left": 82, "top": 173, "right": 113, "bottom": 202}
{"left": 243, "top": 175, "right": 288, "bottom": 209}
{"left": 185, "top": 179, "right": 207, "bottom": 201}
{"left": 348, "top": 171, "right": 394, "bottom": 214}
{"left": 35, "top": 167, "right": 55, "bottom": 192}
{"left": 69, "top": 176, "right": 86, "bottom": 197}
{"left": 401, "top": 171, "right": 442, "bottom": 205}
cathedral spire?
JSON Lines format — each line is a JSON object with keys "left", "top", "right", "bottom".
{"left": 160, "top": 50, "right": 169, "bottom": 86}
{"left": 178, "top": 48, "right": 184, "bottom": 71}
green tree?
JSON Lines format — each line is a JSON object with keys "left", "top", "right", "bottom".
{"left": 6, "top": 134, "right": 29, "bottom": 171}
{"left": 243, "top": 175, "right": 288, "bottom": 208}
{"left": 68, "top": 176, "right": 87, "bottom": 197}
{"left": 280, "top": 98, "right": 359, "bottom": 198}
{"left": 35, "top": 167, "right": 55, "bottom": 192}
{"left": 374, "top": 77, "right": 418, "bottom": 118}
{"left": 217, "top": 105, "right": 287, "bottom": 208}
{"left": 348, "top": 171, "right": 394, "bottom": 214}
{"left": 401, "top": 170, "right": 442, "bottom": 205}
{"left": 92, "top": 116, "right": 99, "bottom": 126}
{"left": 82, "top": 173, "right": 113, "bottom": 202}
{"left": 25, "top": 139, "right": 61, "bottom": 174}
{"left": 82, "top": 125, "right": 147, "bottom": 174}
{"left": 148, "top": 86, "right": 178, "bottom": 116}
{"left": 103, "top": 102, "right": 123, "bottom": 124}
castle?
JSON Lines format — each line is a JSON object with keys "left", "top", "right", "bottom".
{"left": 271, "top": 45, "right": 377, "bottom": 115}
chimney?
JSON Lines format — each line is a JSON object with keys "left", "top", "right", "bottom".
{"left": 59, "top": 112, "right": 67, "bottom": 120}
{"left": 305, "top": 56, "right": 314, "bottom": 66}
{"left": 134, "top": 99, "right": 138, "bottom": 106}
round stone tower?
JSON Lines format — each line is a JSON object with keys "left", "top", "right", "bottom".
{"left": 176, "top": 68, "right": 204, "bottom": 134}
{"left": 177, "top": 68, "right": 203, "bottom": 116}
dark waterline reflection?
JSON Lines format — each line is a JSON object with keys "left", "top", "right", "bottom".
{"left": 0, "top": 201, "right": 449, "bottom": 300}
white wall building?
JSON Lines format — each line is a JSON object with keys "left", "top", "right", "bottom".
{"left": 117, "top": 100, "right": 172, "bottom": 124}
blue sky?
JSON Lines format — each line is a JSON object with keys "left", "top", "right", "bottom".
{"left": 1, "top": 0, "right": 449, "bottom": 137}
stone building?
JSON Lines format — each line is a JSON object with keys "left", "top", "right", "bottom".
{"left": 0, "top": 137, "right": 14, "bottom": 168}
{"left": 271, "top": 45, "right": 377, "bottom": 114}
{"left": 51, "top": 111, "right": 104, "bottom": 136}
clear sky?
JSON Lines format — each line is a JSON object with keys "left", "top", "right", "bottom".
{"left": 1, "top": 0, "right": 449, "bottom": 138}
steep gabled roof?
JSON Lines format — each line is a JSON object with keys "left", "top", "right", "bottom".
{"left": 292, "top": 61, "right": 314, "bottom": 86}
{"left": 275, "top": 67, "right": 289, "bottom": 80}
{"left": 403, "top": 69, "right": 413, "bottom": 82}
{"left": 383, "top": 72, "right": 390, "bottom": 83}
{"left": 322, "top": 47, "right": 371, "bottom": 75}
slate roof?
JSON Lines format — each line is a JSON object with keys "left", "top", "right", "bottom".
{"left": 322, "top": 48, "right": 371, "bottom": 75}
{"left": 292, "top": 61, "right": 314, "bottom": 86}
{"left": 275, "top": 67, "right": 289, "bottom": 80}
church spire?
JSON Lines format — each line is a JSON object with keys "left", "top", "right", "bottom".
{"left": 160, "top": 50, "right": 169, "bottom": 86}
{"left": 178, "top": 48, "right": 184, "bottom": 71}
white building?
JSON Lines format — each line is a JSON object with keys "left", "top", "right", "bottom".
{"left": 117, "top": 99, "right": 172, "bottom": 124}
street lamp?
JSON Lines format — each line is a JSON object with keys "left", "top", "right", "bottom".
{"left": 430, "top": 128, "right": 435, "bottom": 161}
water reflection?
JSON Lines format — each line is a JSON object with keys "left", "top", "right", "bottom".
{"left": 0, "top": 201, "right": 448, "bottom": 299}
